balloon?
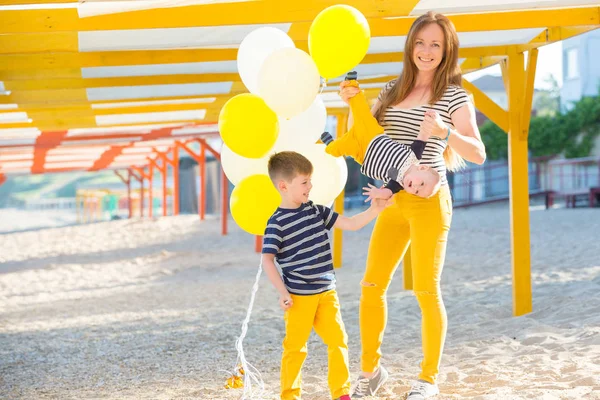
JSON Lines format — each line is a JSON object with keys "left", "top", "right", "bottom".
{"left": 308, "top": 5, "right": 371, "bottom": 79}
{"left": 258, "top": 47, "right": 321, "bottom": 119}
{"left": 301, "top": 143, "right": 348, "bottom": 205}
{"left": 237, "top": 27, "right": 295, "bottom": 94}
{"left": 276, "top": 97, "right": 327, "bottom": 150}
{"left": 218, "top": 93, "right": 279, "bottom": 159}
{"left": 220, "top": 143, "right": 270, "bottom": 186}
{"left": 230, "top": 174, "right": 281, "bottom": 235}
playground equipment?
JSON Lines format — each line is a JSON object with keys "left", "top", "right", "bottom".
{"left": 75, "top": 188, "right": 169, "bottom": 223}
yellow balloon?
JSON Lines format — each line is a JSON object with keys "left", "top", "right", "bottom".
{"left": 230, "top": 174, "right": 281, "bottom": 235}
{"left": 309, "top": 5, "right": 371, "bottom": 79}
{"left": 219, "top": 93, "right": 279, "bottom": 159}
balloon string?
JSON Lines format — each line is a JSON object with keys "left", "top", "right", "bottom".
{"left": 319, "top": 77, "right": 327, "bottom": 95}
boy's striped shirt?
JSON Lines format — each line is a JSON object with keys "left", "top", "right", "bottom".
{"left": 262, "top": 201, "right": 338, "bottom": 295}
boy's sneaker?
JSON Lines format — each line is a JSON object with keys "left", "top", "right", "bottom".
{"left": 406, "top": 379, "right": 439, "bottom": 399}
{"left": 334, "top": 395, "right": 351, "bottom": 400}
{"left": 350, "top": 366, "right": 389, "bottom": 398}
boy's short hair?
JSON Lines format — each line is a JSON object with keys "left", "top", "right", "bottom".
{"left": 268, "top": 151, "right": 313, "bottom": 183}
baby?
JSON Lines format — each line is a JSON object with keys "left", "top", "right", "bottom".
{"left": 321, "top": 72, "right": 441, "bottom": 200}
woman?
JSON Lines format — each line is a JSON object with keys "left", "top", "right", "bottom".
{"left": 340, "top": 11, "right": 486, "bottom": 399}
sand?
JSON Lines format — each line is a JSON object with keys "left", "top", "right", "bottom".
{"left": 1, "top": 204, "right": 599, "bottom": 399}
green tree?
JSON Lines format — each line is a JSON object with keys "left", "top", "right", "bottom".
{"left": 480, "top": 86, "right": 600, "bottom": 160}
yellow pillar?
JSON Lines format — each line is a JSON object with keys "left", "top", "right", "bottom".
{"left": 332, "top": 113, "right": 348, "bottom": 268}
{"left": 333, "top": 189, "right": 345, "bottom": 268}
{"left": 503, "top": 49, "right": 536, "bottom": 316}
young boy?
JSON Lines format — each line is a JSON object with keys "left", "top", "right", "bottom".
{"left": 320, "top": 72, "right": 441, "bottom": 201}
{"left": 262, "top": 151, "right": 389, "bottom": 400}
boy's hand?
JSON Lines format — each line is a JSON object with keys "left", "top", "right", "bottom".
{"left": 363, "top": 183, "right": 393, "bottom": 203}
{"left": 370, "top": 197, "right": 393, "bottom": 212}
{"left": 279, "top": 292, "right": 293, "bottom": 311}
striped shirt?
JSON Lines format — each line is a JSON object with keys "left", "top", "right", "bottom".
{"left": 262, "top": 201, "right": 339, "bottom": 295}
{"left": 378, "top": 81, "right": 471, "bottom": 185}
{"left": 361, "top": 134, "right": 419, "bottom": 182}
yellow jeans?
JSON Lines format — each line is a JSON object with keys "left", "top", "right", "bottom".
{"left": 360, "top": 185, "right": 452, "bottom": 384}
{"left": 281, "top": 289, "right": 350, "bottom": 400}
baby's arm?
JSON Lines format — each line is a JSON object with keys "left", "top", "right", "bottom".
{"left": 363, "top": 183, "right": 394, "bottom": 202}
{"left": 363, "top": 166, "right": 401, "bottom": 202}
{"left": 262, "top": 253, "right": 293, "bottom": 310}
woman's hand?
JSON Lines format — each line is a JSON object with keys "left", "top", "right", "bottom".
{"left": 339, "top": 80, "right": 361, "bottom": 105}
{"left": 419, "top": 110, "right": 447, "bottom": 140}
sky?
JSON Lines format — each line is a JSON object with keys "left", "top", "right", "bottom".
{"left": 464, "top": 42, "right": 563, "bottom": 90}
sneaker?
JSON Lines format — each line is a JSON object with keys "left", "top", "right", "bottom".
{"left": 406, "top": 379, "right": 440, "bottom": 399}
{"left": 334, "top": 396, "right": 351, "bottom": 400}
{"left": 350, "top": 366, "right": 389, "bottom": 398}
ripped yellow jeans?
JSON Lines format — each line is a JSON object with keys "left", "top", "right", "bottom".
{"left": 360, "top": 185, "right": 452, "bottom": 384}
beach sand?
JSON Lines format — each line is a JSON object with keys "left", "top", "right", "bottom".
{"left": 1, "top": 204, "right": 599, "bottom": 399}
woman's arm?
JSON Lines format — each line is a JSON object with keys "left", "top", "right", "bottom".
{"left": 423, "top": 102, "right": 486, "bottom": 165}
{"left": 339, "top": 81, "right": 383, "bottom": 129}
{"left": 447, "top": 102, "right": 487, "bottom": 165}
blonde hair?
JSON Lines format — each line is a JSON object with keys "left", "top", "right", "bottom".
{"left": 267, "top": 151, "right": 313, "bottom": 183}
{"left": 375, "top": 11, "right": 466, "bottom": 171}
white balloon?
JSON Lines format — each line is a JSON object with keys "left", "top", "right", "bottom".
{"left": 301, "top": 143, "right": 348, "bottom": 205}
{"left": 258, "top": 47, "right": 321, "bottom": 119}
{"left": 221, "top": 143, "right": 269, "bottom": 186}
{"left": 277, "top": 97, "right": 327, "bottom": 149}
{"left": 237, "top": 27, "right": 295, "bottom": 94}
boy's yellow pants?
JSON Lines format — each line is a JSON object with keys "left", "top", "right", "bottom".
{"left": 324, "top": 80, "right": 384, "bottom": 164}
{"left": 360, "top": 186, "right": 452, "bottom": 384}
{"left": 281, "top": 290, "right": 350, "bottom": 400}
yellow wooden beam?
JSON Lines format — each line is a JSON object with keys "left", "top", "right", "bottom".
{"left": 0, "top": 0, "right": 77, "bottom": 3}
{"left": 505, "top": 49, "right": 533, "bottom": 317}
{"left": 527, "top": 25, "right": 599, "bottom": 45}
{"left": 0, "top": 68, "right": 83, "bottom": 81}
{"left": 0, "top": 0, "right": 418, "bottom": 33}
{"left": 500, "top": 59, "right": 510, "bottom": 97}
{"left": 0, "top": 48, "right": 240, "bottom": 70}
{"left": 521, "top": 48, "right": 538, "bottom": 131}
{"left": 461, "top": 56, "right": 507, "bottom": 73}
{"left": 0, "top": 6, "right": 595, "bottom": 35}
{"left": 0, "top": 46, "right": 531, "bottom": 79}
{"left": 462, "top": 78, "right": 509, "bottom": 133}
{"left": 0, "top": 31, "right": 78, "bottom": 53}
{"left": 0, "top": 88, "right": 91, "bottom": 104}
{"left": 3, "top": 73, "right": 240, "bottom": 91}
{"left": 0, "top": 76, "right": 392, "bottom": 105}
{"left": 13, "top": 102, "right": 214, "bottom": 118}
{"left": 2, "top": 24, "right": 595, "bottom": 81}
{"left": 0, "top": 92, "right": 234, "bottom": 108}
{"left": 2, "top": 117, "right": 206, "bottom": 130}
{"left": 1, "top": 96, "right": 224, "bottom": 130}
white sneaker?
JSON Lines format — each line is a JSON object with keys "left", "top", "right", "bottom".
{"left": 350, "top": 366, "right": 389, "bottom": 398}
{"left": 406, "top": 379, "right": 439, "bottom": 400}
